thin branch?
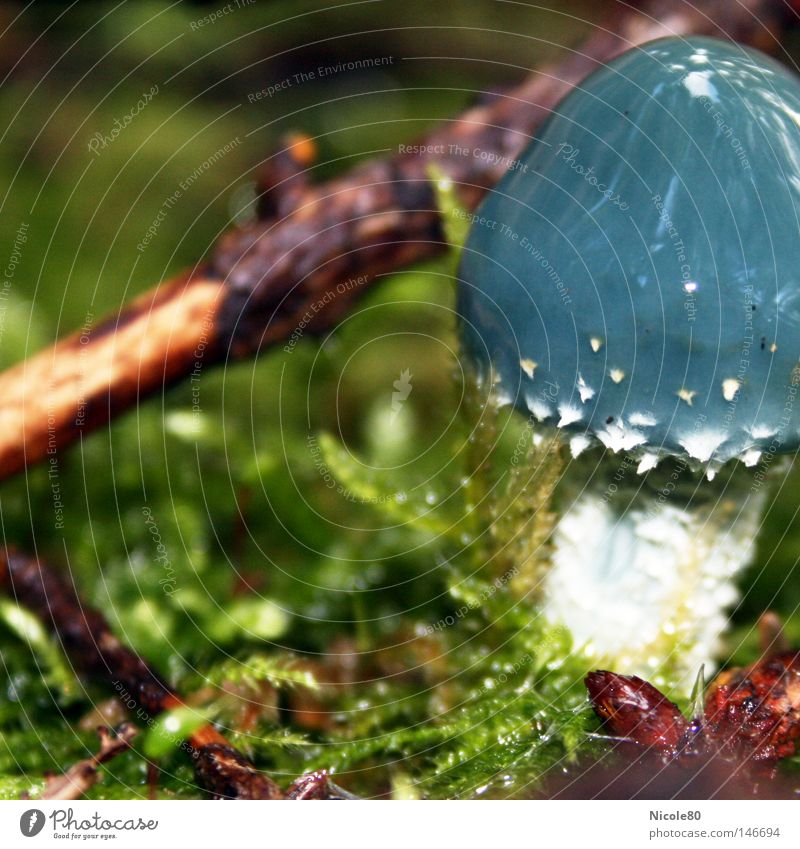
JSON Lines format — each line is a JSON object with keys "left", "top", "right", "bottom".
{"left": 0, "top": 548, "right": 284, "bottom": 799}
{"left": 0, "top": 0, "right": 791, "bottom": 481}
{"left": 40, "top": 724, "right": 138, "bottom": 801}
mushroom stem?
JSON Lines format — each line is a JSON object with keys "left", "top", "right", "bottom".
{"left": 542, "top": 455, "right": 771, "bottom": 689}
{"left": 465, "top": 369, "right": 779, "bottom": 691}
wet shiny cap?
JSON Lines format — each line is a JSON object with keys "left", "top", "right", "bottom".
{"left": 458, "top": 36, "right": 800, "bottom": 474}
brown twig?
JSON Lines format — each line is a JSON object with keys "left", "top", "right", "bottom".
{"left": 0, "top": 0, "right": 791, "bottom": 482}
{"left": 0, "top": 548, "right": 284, "bottom": 799}
{"left": 40, "top": 724, "right": 138, "bottom": 801}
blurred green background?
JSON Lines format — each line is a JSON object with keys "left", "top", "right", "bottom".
{"left": 1, "top": 0, "right": 800, "bottom": 800}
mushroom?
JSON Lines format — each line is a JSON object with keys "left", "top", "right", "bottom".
{"left": 457, "top": 36, "right": 800, "bottom": 687}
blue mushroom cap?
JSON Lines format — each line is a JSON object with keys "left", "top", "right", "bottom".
{"left": 458, "top": 36, "right": 800, "bottom": 471}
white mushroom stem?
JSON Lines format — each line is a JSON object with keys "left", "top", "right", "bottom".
{"left": 541, "top": 460, "right": 766, "bottom": 691}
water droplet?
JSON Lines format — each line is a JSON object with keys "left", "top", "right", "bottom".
{"left": 679, "top": 431, "right": 722, "bottom": 462}
{"left": 637, "top": 453, "right": 659, "bottom": 474}
{"left": 557, "top": 405, "right": 583, "bottom": 427}
{"left": 741, "top": 448, "right": 761, "bottom": 467}
{"left": 721, "top": 378, "right": 740, "bottom": 401}
{"left": 570, "top": 434, "right": 592, "bottom": 457}
{"left": 577, "top": 374, "right": 595, "bottom": 402}
{"left": 751, "top": 424, "right": 776, "bottom": 440}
